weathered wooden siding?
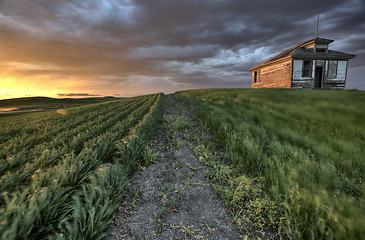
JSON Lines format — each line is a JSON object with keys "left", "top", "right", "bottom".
{"left": 292, "top": 60, "right": 303, "bottom": 79}
{"left": 323, "top": 60, "right": 347, "bottom": 89}
{"left": 316, "top": 44, "right": 328, "bottom": 49}
{"left": 255, "top": 59, "right": 348, "bottom": 89}
{"left": 292, "top": 60, "right": 314, "bottom": 88}
{"left": 252, "top": 59, "right": 292, "bottom": 88}
{"left": 250, "top": 38, "right": 353, "bottom": 89}
{"left": 305, "top": 43, "right": 315, "bottom": 48}
{"left": 336, "top": 61, "right": 347, "bottom": 80}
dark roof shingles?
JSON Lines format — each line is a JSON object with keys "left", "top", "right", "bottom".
{"left": 250, "top": 38, "right": 355, "bottom": 70}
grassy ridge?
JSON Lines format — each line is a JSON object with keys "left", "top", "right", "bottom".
{"left": 176, "top": 88, "right": 365, "bottom": 239}
{"left": 0, "top": 96, "right": 117, "bottom": 118}
{"left": 0, "top": 96, "right": 117, "bottom": 107}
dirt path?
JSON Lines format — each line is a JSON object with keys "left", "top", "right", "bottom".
{"left": 104, "top": 95, "right": 242, "bottom": 239}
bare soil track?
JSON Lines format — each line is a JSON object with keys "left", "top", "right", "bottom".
{"left": 104, "top": 95, "right": 263, "bottom": 239}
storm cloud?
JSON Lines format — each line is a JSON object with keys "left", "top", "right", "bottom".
{"left": 0, "top": 0, "right": 364, "bottom": 97}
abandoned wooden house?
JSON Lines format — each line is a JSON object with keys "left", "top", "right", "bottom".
{"left": 249, "top": 37, "right": 355, "bottom": 89}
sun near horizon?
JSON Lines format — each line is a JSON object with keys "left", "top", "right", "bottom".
{"left": 1, "top": 0, "right": 364, "bottom": 101}
{"left": 0, "top": 75, "right": 160, "bottom": 100}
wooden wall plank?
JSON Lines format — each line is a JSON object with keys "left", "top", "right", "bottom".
{"left": 252, "top": 59, "right": 292, "bottom": 88}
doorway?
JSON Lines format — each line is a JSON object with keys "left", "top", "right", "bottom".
{"left": 315, "top": 67, "right": 323, "bottom": 88}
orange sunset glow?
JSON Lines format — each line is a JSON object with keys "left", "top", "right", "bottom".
{"left": 0, "top": 75, "right": 91, "bottom": 99}
{"left": 1, "top": 1, "right": 365, "bottom": 239}
{"left": 0, "top": 0, "right": 364, "bottom": 101}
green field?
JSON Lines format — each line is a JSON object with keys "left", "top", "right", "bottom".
{"left": 0, "top": 93, "right": 161, "bottom": 239}
{"left": 0, "top": 96, "right": 117, "bottom": 117}
{"left": 1, "top": 89, "right": 364, "bottom": 239}
{"left": 176, "top": 88, "right": 365, "bottom": 239}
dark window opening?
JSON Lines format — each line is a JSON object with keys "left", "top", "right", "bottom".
{"left": 316, "top": 49, "right": 326, "bottom": 53}
{"left": 302, "top": 60, "right": 312, "bottom": 77}
{"left": 315, "top": 67, "right": 323, "bottom": 88}
{"left": 254, "top": 71, "right": 257, "bottom": 83}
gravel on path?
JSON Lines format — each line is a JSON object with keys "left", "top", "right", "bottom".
{"left": 104, "top": 94, "right": 242, "bottom": 240}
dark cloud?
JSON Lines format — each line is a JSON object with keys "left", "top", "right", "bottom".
{"left": 0, "top": 0, "right": 364, "bottom": 94}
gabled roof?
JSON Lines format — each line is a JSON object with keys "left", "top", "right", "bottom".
{"left": 292, "top": 48, "right": 356, "bottom": 60}
{"left": 249, "top": 37, "right": 355, "bottom": 71}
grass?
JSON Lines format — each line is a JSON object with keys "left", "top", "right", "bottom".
{"left": 3, "top": 89, "right": 364, "bottom": 239}
{"left": 176, "top": 88, "right": 365, "bottom": 239}
{"left": 156, "top": 206, "right": 167, "bottom": 233}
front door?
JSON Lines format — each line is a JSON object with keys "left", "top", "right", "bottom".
{"left": 315, "top": 67, "right": 323, "bottom": 88}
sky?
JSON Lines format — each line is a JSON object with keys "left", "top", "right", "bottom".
{"left": 0, "top": 0, "right": 364, "bottom": 99}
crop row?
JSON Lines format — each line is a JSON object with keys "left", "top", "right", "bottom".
{"left": 0, "top": 95, "right": 155, "bottom": 196}
{"left": 0, "top": 93, "right": 162, "bottom": 239}
{"left": 0, "top": 98, "right": 129, "bottom": 144}
{"left": 0, "top": 97, "right": 141, "bottom": 158}
{"left": 0, "top": 96, "right": 152, "bottom": 198}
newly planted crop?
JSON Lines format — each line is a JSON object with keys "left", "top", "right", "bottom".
{"left": 0, "top": 93, "right": 162, "bottom": 239}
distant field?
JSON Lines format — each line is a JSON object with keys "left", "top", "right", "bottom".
{"left": 0, "top": 96, "right": 117, "bottom": 117}
{"left": 176, "top": 88, "right": 365, "bottom": 239}
{"left": 0, "top": 93, "right": 161, "bottom": 239}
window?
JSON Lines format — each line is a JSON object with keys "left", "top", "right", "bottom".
{"left": 328, "top": 60, "right": 338, "bottom": 78}
{"left": 302, "top": 60, "right": 312, "bottom": 77}
{"left": 254, "top": 71, "right": 257, "bottom": 83}
{"left": 316, "top": 49, "right": 326, "bottom": 53}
